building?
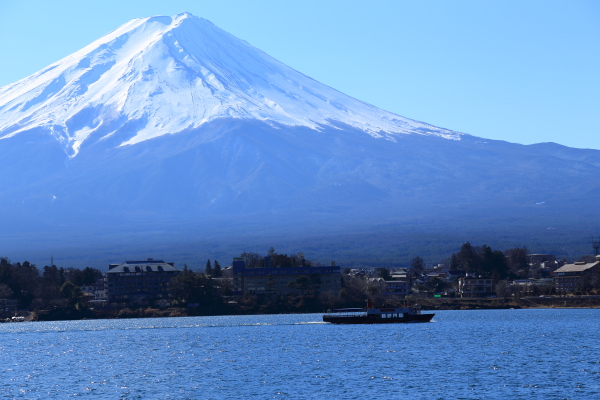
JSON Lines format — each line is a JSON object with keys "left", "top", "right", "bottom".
{"left": 446, "top": 270, "right": 466, "bottom": 281}
{"left": 232, "top": 257, "right": 341, "bottom": 296}
{"left": 106, "top": 259, "right": 181, "bottom": 306}
{"left": 553, "top": 256, "right": 600, "bottom": 294}
{"left": 433, "top": 264, "right": 450, "bottom": 273}
{"left": 0, "top": 299, "right": 17, "bottom": 313}
{"left": 539, "top": 261, "right": 561, "bottom": 276}
{"left": 368, "top": 278, "right": 410, "bottom": 297}
{"left": 527, "top": 254, "right": 557, "bottom": 267}
{"left": 349, "top": 269, "right": 367, "bottom": 277}
{"left": 425, "top": 272, "right": 447, "bottom": 280}
{"left": 81, "top": 278, "right": 107, "bottom": 305}
{"left": 390, "top": 269, "right": 412, "bottom": 283}
{"left": 458, "top": 275, "right": 493, "bottom": 298}
{"left": 506, "top": 278, "right": 554, "bottom": 296}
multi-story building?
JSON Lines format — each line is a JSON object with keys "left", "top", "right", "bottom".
{"left": 232, "top": 257, "right": 341, "bottom": 296}
{"left": 106, "top": 259, "right": 181, "bottom": 306}
{"left": 458, "top": 275, "right": 493, "bottom": 298}
{"left": 506, "top": 278, "right": 554, "bottom": 296}
{"left": 553, "top": 256, "right": 600, "bottom": 294}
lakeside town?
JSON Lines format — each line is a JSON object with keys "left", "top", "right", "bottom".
{"left": 2, "top": 243, "right": 600, "bottom": 322}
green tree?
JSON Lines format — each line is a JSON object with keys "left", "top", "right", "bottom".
{"left": 427, "top": 277, "right": 446, "bottom": 293}
{"left": 489, "top": 249, "right": 509, "bottom": 281}
{"left": 205, "top": 259, "right": 213, "bottom": 276}
{"left": 411, "top": 256, "right": 425, "bottom": 275}
{"left": 58, "top": 268, "right": 66, "bottom": 285}
{"left": 457, "top": 242, "right": 479, "bottom": 273}
{"left": 67, "top": 267, "right": 102, "bottom": 286}
{"left": 339, "top": 274, "right": 368, "bottom": 304}
{"left": 298, "top": 252, "right": 306, "bottom": 267}
{"left": 43, "top": 265, "right": 61, "bottom": 285}
{"left": 309, "top": 273, "right": 322, "bottom": 292}
{"left": 0, "top": 284, "right": 13, "bottom": 313}
{"left": 309, "top": 273, "right": 321, "bottom": 285}
{"left": 296, "top": 276, "right": 310, "bottom": 292}
{"left": 450, "top": 254, "right": 459, "bottom": 270}
{"left": 289, "top": 275, "right": 310, "bottom": 294}
{"left": 504, "top": 247, "right": 528, "bottom": 277}
{"left": 81, "top": 267, "right": 102, "bottom": 285}
{"left": 170, "top": 266, "right": 198, "bottom": 303}
{"left": 169, "top": 269, "right": 222, "bottom": 310}
{"left": 60, "top": 281, "right": 83, "bottom": 307}
{"left": 367, "top": 284, "right": 380, "bottom": 295}
{"left": 213, "top": 260, "right": 222, "bottom": 277}
{"left": 240, "top": 252, "right": 261, "bottom": 269}
{"left": 9, "top": 261, "right": 39, "bottom": 308}
{"left": 376, "top": 268, "right": 392, "bottom": 281}
{"left": 0, "top": 284, "right": 13, "bottom": 299}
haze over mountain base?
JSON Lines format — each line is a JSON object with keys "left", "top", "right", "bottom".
{"left": 1, "top": 119, "right": 598, "bottom": 269}
{"left": 2, "top": 211, "right": 598, "bottom": 271}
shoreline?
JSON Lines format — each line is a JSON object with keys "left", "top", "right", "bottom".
{"left": 15, "top": 296, "right": 600, "bottom": 322}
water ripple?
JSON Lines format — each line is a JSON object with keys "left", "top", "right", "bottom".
{"left": 0, "top": 309, "right": 599, "bottom": 398}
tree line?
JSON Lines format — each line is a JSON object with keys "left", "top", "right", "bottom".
{"left": 363, "top": 243, "right": 545, "bottom": 297}
{"left": 241, "top": 248, "right": 315, "bottom": 269}
{"left": 0, "top": 258, "right": 102, "bottom": 312}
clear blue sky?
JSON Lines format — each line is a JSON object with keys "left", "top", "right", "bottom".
{"left": 1, "top": 0, "right": 598, "bottom": 149}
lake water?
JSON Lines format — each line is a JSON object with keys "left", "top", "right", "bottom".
{"left": 1, "top": 309, "right": 599, "bottom": 399}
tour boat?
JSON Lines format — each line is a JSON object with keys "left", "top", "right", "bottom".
{"left": 323, "top": 300, "right": 434, "bottom": 324}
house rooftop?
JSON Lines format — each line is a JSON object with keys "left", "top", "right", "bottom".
{"left": 107, "top": 260, "right": 180, "bottom": 274}
{"left": 554, "top": 261, "right": 600, "bottom": 274}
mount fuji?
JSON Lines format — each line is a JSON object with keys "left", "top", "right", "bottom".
{"left": 0, "top": 13, "right": 599, "bottom": 264}
{"left": 0, "top": 12, "right": 459, "bottom": 157}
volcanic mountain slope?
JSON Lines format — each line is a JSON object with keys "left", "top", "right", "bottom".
{"left": 0, "top": 12, "right": 458, "bottom": 158}
{"left": 0, "top": 12, "right": 598, "bottom": 253}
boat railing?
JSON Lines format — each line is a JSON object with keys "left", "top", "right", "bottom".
{"left": 324, "top": 308, "right": 367, "bottom": 318}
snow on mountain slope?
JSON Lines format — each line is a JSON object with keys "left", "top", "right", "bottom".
{"left": 0, "top": 12, "right": 461, "bottom": 158}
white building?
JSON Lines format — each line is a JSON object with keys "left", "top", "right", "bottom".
{"left": 458, "top": 275, "right": 493, "bottom": 298}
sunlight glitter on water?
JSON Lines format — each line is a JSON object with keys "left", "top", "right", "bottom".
{"left": 0, "top": 310, "right": 599, "bottom": 399}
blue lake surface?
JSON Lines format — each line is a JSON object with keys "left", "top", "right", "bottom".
{"left": 1, "top": 309, "right": 599, "bottom": 399}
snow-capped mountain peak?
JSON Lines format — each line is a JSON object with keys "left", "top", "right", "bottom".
{"left": 0, "top": 12, "right": 461, "bottom": 157}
